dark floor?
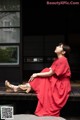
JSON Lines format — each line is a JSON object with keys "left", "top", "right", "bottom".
{"left": 66, "top": 117, "right": 80, "bottom": 120}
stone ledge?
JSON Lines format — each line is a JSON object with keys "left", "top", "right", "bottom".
{"left": 13, "top": 114, "right": 66, "bottom": 120}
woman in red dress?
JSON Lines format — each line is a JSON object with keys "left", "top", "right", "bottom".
{"left": 5, "top": 43, "right": 71, "bottom": 117}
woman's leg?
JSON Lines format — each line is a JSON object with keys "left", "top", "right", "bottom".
{"left": 19, "top": 83, "right": 31, "bottom": 93}
{"left": 5, "top": 80, "right": 19, "bottom": 92}
{"left": 5, "top": 80, "right": 31, "bottom": 93}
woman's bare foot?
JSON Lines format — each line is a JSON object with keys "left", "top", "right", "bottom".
{"left": 19, "top": 83, "right": 31, "bottom": 93}
{"left": 25, "top": 87, "right": 31, "bottom": 93}
{"left": 18, "top": 84, "right": 27, "bottom": 90}
{"left": 5, "top": 80, "right": 19, "bottom": 92}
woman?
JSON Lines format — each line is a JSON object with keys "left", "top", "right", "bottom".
{"left": 5, "top": 43, "right": 71, "bottom": 117}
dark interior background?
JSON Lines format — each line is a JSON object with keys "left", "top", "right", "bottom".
{"left": 0, "top": 0, "right": 80, "bottom": 85}
{"left": 0, "top": 0, "right": 80, "bottom": 118}
{"left": 22, "top": 0, "right": 80, "bottom": 82}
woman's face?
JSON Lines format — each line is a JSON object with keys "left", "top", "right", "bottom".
{"left": 54, "top": 44, "right": 64, "bottom": 54}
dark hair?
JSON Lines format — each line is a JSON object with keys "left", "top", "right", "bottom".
{"left": 59, "top": 43, "right": 71, "bottom": 57}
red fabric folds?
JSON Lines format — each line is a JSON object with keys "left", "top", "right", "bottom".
{"left": 29, "top": 57, "right": 71, "bottom": 116}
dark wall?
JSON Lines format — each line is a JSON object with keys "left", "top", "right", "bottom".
{"left": 23, "top": 34, "right": 80, "bottom": 82}
{"left": 68, "top": 34, "right": 80, "bottom": 81}
{"left": 22, "top": 1, "right": 80, "bottom": 82}
{"left": 23, "top": 35, "right": 65, "bottom": 80}
{"left": 0, "top": 67, "right": 22, "bottom": 86}
{"left": 22, "top": 1, "right": 80, "bottom": 35}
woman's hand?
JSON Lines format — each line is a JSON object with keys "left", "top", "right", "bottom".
{"left": 28, "top": 73, "right": 38, "bottom": 82}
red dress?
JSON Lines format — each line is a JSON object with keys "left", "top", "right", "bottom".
{"left": 29, "top": 56, "right": 71, "bottom": 116}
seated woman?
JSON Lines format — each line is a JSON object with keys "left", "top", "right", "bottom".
{"left": 5, "top": 43, "right": 71, "bottom": 117}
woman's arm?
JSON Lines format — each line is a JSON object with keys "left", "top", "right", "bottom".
{"left": 37, "top": 68, "right": 54, "bottom": 77}
{"left": 28, "top": 68, "right": 54, "bottom": 82}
